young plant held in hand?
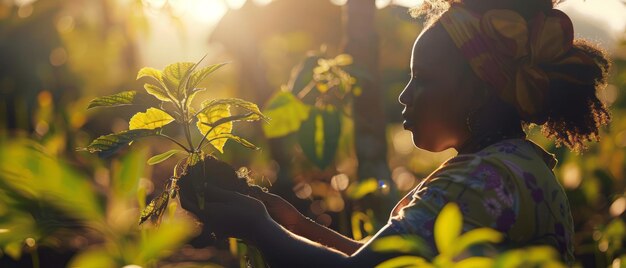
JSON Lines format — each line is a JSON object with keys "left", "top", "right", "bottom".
{"left": 79, "top": 56, "right": 267, "bottom": 225}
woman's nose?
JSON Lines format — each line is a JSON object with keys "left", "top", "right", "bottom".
{"left": 398, "top": 82, "right": 412, "bottom": 106}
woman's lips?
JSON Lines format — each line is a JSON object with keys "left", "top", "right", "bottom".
{"left": 402, "top": 119, "right": 414, "bottom": 129}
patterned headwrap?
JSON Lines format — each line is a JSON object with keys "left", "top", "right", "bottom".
{"left": 439, "top": 3, "right": 595, "bottom": 120}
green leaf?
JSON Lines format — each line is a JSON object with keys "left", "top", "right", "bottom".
{"left": 137, "top": 67, "right": 164, "bottom": 82}
{"left": 147, "top": 149, "right": 184, "bottom": 165}
{"left": 196, "top": 103, "right": 232, "bottom": 153}
{"left": 186, "top": 87, "right": 206, "bottom": 110}
{"left": 297, "top": 107, "right": 341, "bottom": 169}
{"left": 452, "top": 257, "right": 494, "bottom": 268}
{"left": 144, "top": 84, "right": 172, "bottom": 103}
{"left": 262, "top": 91, "right": 311, "bottom": 138}
{"left": 136, "top": 216, "right": 195, "bottom": 263}
{"left": 139, "top": 190, "right": 170, "bottom": 225}
{"left": 452, "top": 228, "right": 503, "bottom": 256}
{"left": 188, "top": 62, "right": 228, "bottom": 91}
{"left": 210, "top": 133, "right": 259, "bottom": 151}
{"left": 129, "top": 108, "right": 175, "bottom": 130}
{"left": 138, "top": 67, "right": 173, "bottom": 102}
{"left": 68, "top": 248, "right": 117, "bottom": 268}
{"left": 113, "top": 148, "right": 147, "bottom": 198}
{"left": 334, "top": 54, "right": 353, "bottom": 66}
{"left": 88, "top": 90, "right": 137, "bottom": 109}
{"left": 347, "top": 178, "right": 379, "bottom": 200}
{"left": 3, "top": 139, "right": 105, "bottom": 223}
{"left": 434, "top": 203, "right": 462, "bottom": 256}
{"left": 375, "top": 256, "right": 432, "bottom": 268}
{"left": 78, "top": 129, "right": 158, "bottom": 158}
{"left": 198, "top": 98, "right": 267, "bottom": 122}
{"left": 371, "top": 235, "right": 429, "bottom": 255}
{"left": 163, "top": 62, "right": 195, "bottom": 101}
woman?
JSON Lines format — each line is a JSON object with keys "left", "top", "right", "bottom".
{"left": 179, "top": 0, "right": 611, "bottom": 266}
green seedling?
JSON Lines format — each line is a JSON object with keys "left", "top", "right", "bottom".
{"left": 79, "top": 56, "right": 267, "bottom": 225}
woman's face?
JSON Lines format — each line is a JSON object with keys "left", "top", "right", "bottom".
{"left": 399, "top": 24, "right": 480, "bottom": 152}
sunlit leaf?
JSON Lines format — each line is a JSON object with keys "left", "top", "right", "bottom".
{"left": 371, "top": 235, "right": 429, "bottom": 255}
{"left": 163, "top": 62, "right": 195, "bottom": 101}
{"left": 135, "top": 216, "right": 196, "bottom": 263}
{"left": 137, "top": 67, "right": 164, "bottom": 82}
{"left": 297, "top": 107, "right": 341, "bottom": 169}
{"left": 78, "top": 129, "right": 158, "bottom": 158}
{"left": 351, "top": 211, "right": 374, "bottom": 240}
{"left": 525, "top": 246, "right": 563, "bottom": 264}
{"left": 144, "top": 84, "right": 172, "bottom": 103}
{"left": 129, "top": 108, "right": 175, "bottom": 130}
{"left": 435, "top": 203, "right": 462, "bottom": 256}
{"left": 186, "top": 87, "right": 206, "bottom": 110}
{"left": 139, "top": 190, "right": 170, "bottom": 225}
{"left": 138, "top": 67, "right": 173, "bottom": 102}
{"left": 452, "top": 257, "right": 493, "bottom": 268}
{"left": 316, "top": 83, "right": 329, "bottom": 93}
{"left": 147, "top": 149, "right": 184, "bottom": 165}
{"left": 3, "top": 242, "right": 23, "bottom": 260}
{"left": 452, "top": 228, "right": 503, "bottom": 256}
{"left": 87, "top": 90, "right": 137, "bottom": 109}
{"left": 375, "top": 256, "right": 432, "bottom": 268}
{"left": 334, "top": 54, "right": 353, "bottom": 66}
{"left": 113, "top": 148, "right": 147, "bottom": 198}
{"left": 493, "top": 249, "right": 524, "bottom": 267}
{"left": 263, "top": 91, "right": 311, "bottom": 138}
{"left": 347, "top": 178, "right": 379, "bottom": 200}
{"left": 198, "top": 98, "right": 267, "bottom": 122}
{"left": 209, "top": 133, "right": 259, "bottom": 150}
{"left": 188, "top": 62, "right": 228, "bottom": 91}
{"left": 68, "top": 247, "right": 117, "bottom": 268}
{"left": 196, "top": 103, "right": 232, "bottom": 153}
{"left": 2, "top": 139, "right": 105, "bottom": 223}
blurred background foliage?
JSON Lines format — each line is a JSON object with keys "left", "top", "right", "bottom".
{"left": 0, "top": 0, "right": 625, "bottom": 267}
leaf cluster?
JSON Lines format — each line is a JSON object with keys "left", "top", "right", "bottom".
{"left": 263, "top": 52, "right": 356, "bottom": 169}
{"left": 78, "top": 56, "right": 267, "bottom": 225}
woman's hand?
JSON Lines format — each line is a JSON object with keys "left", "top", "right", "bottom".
{"left": 178, "top": 177, "right": 272, "bottom": 242}
{"left": 247, "top": 186, "right": 306, "bottom": 232}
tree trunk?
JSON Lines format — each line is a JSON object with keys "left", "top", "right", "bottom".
{"left": 342, "top": 0, "right": 396, "bottom": 225}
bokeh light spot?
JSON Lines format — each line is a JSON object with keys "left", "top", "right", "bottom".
{"left": 50, "top": 47, "right": 68, "bottom": 67}
{"left": 294, "top": 182, "right": 312, "bottom": 199}
{"left": 331, "top": 173, "right": 349, "bottom": 191}
{"left": 610, "top": 197, "right": 626, "bottom": 217}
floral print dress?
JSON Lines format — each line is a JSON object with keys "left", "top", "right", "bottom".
{"left": 385, "top": 138, "right": 574, "bottom": 264}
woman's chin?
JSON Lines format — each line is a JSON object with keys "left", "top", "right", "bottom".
{"left": 413, "top": 138, "right": 449, "bottom": 153}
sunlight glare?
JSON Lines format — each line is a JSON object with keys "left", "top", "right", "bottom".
{"left": 253, "top": 0, "right": 273, "bottom": 6}
{"left": 188, "top": 0, "right": 228, "bottom": 24}
{"left": 226, "top": 0, "right": 246, "bottom": 9}
{"left": 376, "top": 0, "right": 392, "bottom": 9}
{"left": 330, "top": 0, "right": 347, "bottom": 6}
{"left": 560, "top": 0, "right": 626, "bottom": 33}
{"left": 143, "top": 0, "right": 166, "bottom": 10}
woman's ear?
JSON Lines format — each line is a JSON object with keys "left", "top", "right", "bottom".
{"left": 463, "top": 71, "right": 491, "bottom": 111}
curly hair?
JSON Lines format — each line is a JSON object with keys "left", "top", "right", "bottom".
{"left": 411, "top": 0, "right": 612, "bottom": 152}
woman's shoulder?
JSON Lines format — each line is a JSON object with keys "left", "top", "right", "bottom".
{"left": 429, "top": 138, "right": 557, "bottom": 183}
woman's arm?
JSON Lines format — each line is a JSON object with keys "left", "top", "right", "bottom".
{"left": 249, "top": 188, "right": 363, "bottom": 255}
{"left": 294, "top": 216, "right": 363, "bottom": 255}
{"left": 251, "top": 217, "right": 402, "bottom": 268}
{"left": 179, "top": 184, "right": 401, "bottom": 267}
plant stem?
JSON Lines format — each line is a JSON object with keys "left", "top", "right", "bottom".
{"left": 297, "top": 80, "right": 318, "bottom": 100}
{"left": 158, "top": 134, "right": 191, "bottom": 152}
{"left": 195, "top": 124, "right": 216, "bottom": 152}
{"left": 183, "top": 116, "right": 194, "bottom": 150}
{"left": 30, "top": 248, "right": 39, "bottom": 268}
{"left": 195, "top": 113, "right": 253, "bottom": 152}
